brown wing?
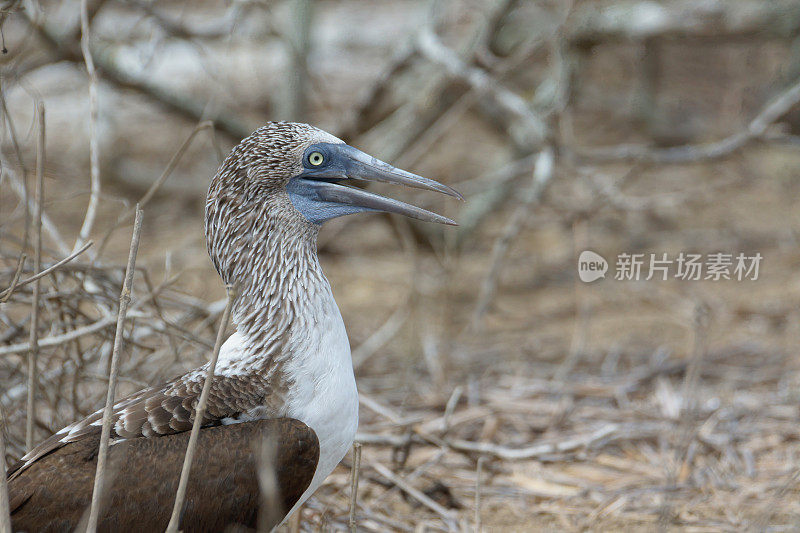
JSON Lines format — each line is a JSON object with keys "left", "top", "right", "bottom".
{"left": 8, "top": 418, "right": 319, "bottom": 532}
{"left": 8, "top": 369, "right": 276, "bottom": 481}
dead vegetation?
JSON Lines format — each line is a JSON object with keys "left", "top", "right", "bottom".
{"left": 3, "top": 0, "right": 800, "bottom": 531}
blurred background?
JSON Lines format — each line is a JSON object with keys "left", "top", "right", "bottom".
{"left": 3, "top": 0, "right": 800, "bottom": 530}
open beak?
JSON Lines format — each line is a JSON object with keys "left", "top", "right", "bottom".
{"left": 288, "top": 143, "right": 462, "bottom": 225}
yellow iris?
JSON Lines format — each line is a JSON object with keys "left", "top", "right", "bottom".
{"left": 308, "top": 151, "right": 324, "bottom": 166}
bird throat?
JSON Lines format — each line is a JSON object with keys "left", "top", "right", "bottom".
{"left": 206, "top": 192, "right": 329, "bottom": 379}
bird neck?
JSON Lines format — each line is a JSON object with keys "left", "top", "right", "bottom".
{"left": 206, "top": 192, "right": 331, "bottom": 360}
{"left": 236, "top": 218, "right": 325, "bottom": 341}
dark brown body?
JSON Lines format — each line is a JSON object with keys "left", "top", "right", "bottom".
{"left": 8, "top": 418, "right": 319, "bottom": 533}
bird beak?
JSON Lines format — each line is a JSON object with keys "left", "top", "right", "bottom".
{"left": 288, "top": 143, "right": 462, "bottom": 225}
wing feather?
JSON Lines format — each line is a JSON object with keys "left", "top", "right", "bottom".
{"left": 8, "top": 371, "right": 273, "bottom": 481}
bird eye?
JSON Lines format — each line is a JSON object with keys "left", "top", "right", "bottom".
{"left": 308, "top": 151, "right": 324, "bottom": 166}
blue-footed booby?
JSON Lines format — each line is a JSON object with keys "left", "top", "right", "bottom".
{"left": 6, "top": 122, "right": 461, "bottom": 532}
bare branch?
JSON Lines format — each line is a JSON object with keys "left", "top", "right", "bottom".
{"left": 0, "top": 316, "right": 115, "bottom": 358}
{"left": 0, "top": 279, "right": 183, "bottom": 358}
{"left": 0, "top": 241, "right": 92, "bottom": 301}
{"left": 280, "top": 0, "right": 313, "bottom": 122}
{"left": 471, "top": 147, "right": 554, "bottom": 326}
{"left": 0, "top": 412, "right": 11, "bottom": 533}
{"left": 352, "top": 304, "right": 409, "bottom": 369}
{"left": 20, "top": 11, "right": 250, "bottom": 141}
{"left": 474, "top": 456, "right": 484, "bottom": 532}
{"left": 568, "top": 0, "right": 800, "bottom": 46}
{"left": 96, "top": 121, "right": 217, "bottom": 257}
{"left": 25, "top": 102, "right": 45, "bottom": 452}
{"left": 256, "top": 438, "right": 281, "bottom": 532}
{"left": 0, "top": 253, "right": 26, "bottom": 303}
{"left": 73, "top": 0, "right": 101, "bottom": 255}
{"left": 349, "top": 442, "right": 362, "bottom": 533}
{"left": 446, "top": 423, "right": 619, "bottom": 461}
{"left": 578, "top": 74, "right": 800, "bottom": 164}
{"left": 86, "top": 206, "right": 143, "bottom": 532}
{"left": 0, "top": 85, "right": 69, "bottom": 256}
{"left": 165, "top": 283, "right": 237, "bottom": 533}
{"left": 416, "top": 29, "right": 547, "bottom": 150}
{"left": 369, "top": 461, "right": 459, "bottom": 530}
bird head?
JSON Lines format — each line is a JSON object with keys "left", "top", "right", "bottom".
{"left": 205, "top": 122, "right": 463, "bottom": 283}
{"left": 208, "top": 122, "right": 461, "bottom": 226}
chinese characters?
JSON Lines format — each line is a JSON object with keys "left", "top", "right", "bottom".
{"left": 612, "top": 252, "right": 761, "bottom": 281}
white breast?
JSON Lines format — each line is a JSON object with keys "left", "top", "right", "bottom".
{"left": 282, "top": 285, "right": 359, "bottom": 517}
{"left": 211, "top": 278, "right": 358, "bottom": 524}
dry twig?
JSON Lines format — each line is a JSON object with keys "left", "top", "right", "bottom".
{"left": 471, "top": 147, "right": 555, "bottom": 326}
{"left": 20, "top": 11, "right": 250, "bottom": 140}
{"left": 0, "top": 253, "right": 26, "bottom": 303}
{"left": 0, "top": 242, "right": 92, "bottom": 301}
{"left": 0, "top": 86, "right": 69, "bottom": 256}
{"left": 165, "top": 283, "right": 237, "bottom": 533}
{"left": 25, "top": 103, "right": 45, "bottom": 452}
{"left": 369, "top": 460, "right": 458, "bottom": 530}
{"left": 445, "top": 423, "right": 618, "bottom": 461}
{"left": 96, "top": 121, "right": 217, "bottom": 257}
{"left": 578, "top": 74, "right": 800, "bottom": 164}
{"left": 256, "top": 438, "right": 280, "bottom": 532}
{"left": 86, "top": 206, "right": 143, "bottom": 533}
{"left": 416, "top": 29, "right": 547, "bottom": 150}
{"left": 352, "top": 304, "right": 409, "bottom": 369}
{"left": 74, "top": 0, "right": 101, "bottom": 254}
{"left": 474, "top": 456, "right": 484, "bottom": 533}
{"left": 349, "top": 442, "right": 362, "bottom": 533}
{"left": 0, "top": 316, "right": 116, "bottom": 358}
{"left": 0, "top": 413, "right": 11, "bottom": 533}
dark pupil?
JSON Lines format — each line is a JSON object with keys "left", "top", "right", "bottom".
{"left": 311, "top": 153, "right": 322, "bottom": 164}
